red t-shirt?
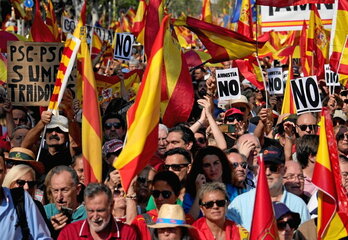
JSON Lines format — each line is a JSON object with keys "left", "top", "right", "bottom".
{"left": 58, "top": 218, "right": 137, "bottom": 240}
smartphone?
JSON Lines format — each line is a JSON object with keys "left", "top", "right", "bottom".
{"left": 218, "top": 124, "right": 236, "bottom": 133}
{"left": 61, "top": 206, "right": 73, "bottom": 221}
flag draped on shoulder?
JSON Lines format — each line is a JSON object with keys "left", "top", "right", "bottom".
{"left": 114, "top": 15, "right": 169, "bottom": 192}
{"left": 173, "top": 16, "right": 263, "bottom": 63}
{"left": 256, "top": 0, "right": 333, "bottom": 7}
{"left": 48, "top": 34, "right": 81, "bottom": 113}
{"left": 312, "top": 107, "right": 348, "bottom": 240}
{"left": 202, "top": 0, "right": 212, "bottom": 23}
{"left": 249, "top": 154, "right": 279, "bottom": 240}
{"left": 80, "top": 34, "right": 103, "bottom": 184}
{"left": 31, "top": 0, "right": 57, "bottom": 42}
{"left": 330, "top": 0, "right": 348, "bottom": 88}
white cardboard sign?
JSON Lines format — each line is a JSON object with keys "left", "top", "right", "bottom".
{"left": 114, "top": 33, "right": 135, "bottom": 61}
{"left": 267, "top": 67, "right": 284, "bottom": 95}
{"left": 216, "top": 68, "right": 241, "bottom": 101}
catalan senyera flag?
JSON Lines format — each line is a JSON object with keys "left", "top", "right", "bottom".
{"left": 132, "top": 0, "right": 147, "bottom": 44}
{"left": 202, "top": 0, "right": 212, "bottom": 23}
{"left": 80, "top": 36, "right": 103, "bottom": 184}
{"left": 173, "top": 16, "right": 263, "bottom": 63}
{"left": 307, "top": 4, "right": 328, "bottom": 77}
{"left": 330, "top": 0, "right": 348, "bottom": 88}
{"left": 73, "top": 0, "right": 87, "bottom": 38}
{"left": 45, "top": 0, "right": 61, "bottom": 42}
{"left": 161, "top": 24, "right": 194, "bottom": 127}
{"left": 256, "top": 0, "right": 333, "bottom": 7}
{"left": 144, "top": 0, "right": 164, "bottom": 57}
{"left": 249, "top": 154, "right": 279, "bottom": 240}
{"left": 237, "top": 0, "right": 253, "bottom": 39}
{"left": 31, "top": 0, "right": 57, "bottom": 42}
{"left": 48, "top": 34, "right": 81, "bottom": 113}
{"left": 281, "top": 56, "right": 297, "bottom": 115}
{"left": 113, "top": 15, "right": 169, "bottom": 192}
{"left": 300, "top": 20, "right": 312, "bottom": 76}
{"left": 312, "top": 107, "right": 348, "bottom": 240}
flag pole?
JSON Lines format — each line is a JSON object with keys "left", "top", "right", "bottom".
{"left": 333, "top": 34, "right": 348, "bottom": 95}
{"left": 255, "top": 54, "right": 268, "bottom": 108}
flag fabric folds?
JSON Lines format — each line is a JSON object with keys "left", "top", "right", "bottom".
{"left": 299, "top": 20, "right": 312, "bottom": 77}
{"left": 45, "top": 0, "right": 61, "bottom": 42}
{"left": 48, "top": 34, "right": 81, "bottom": 113}
{"left": 202, "top": 0, "right": 212, "bottom": 23}
{"left": 80, "top": 36, "right": 103, "bottom": 184}
{"left": 73, "top": 0, "right": 87, "bottom": 38}
{"left": 235, "top": 56, "right": 264, "bottom": 90}
{"left": 237, "top": 0, "right": 253, "bottom": 38}
{"left": 249, "top": 154, "right": 279, "bottom": 240}
{"left": 132, "top": 0, "right": 147, "bottom": 44}
{"left": 256, "top": 0, "right": 334, "bottom": 7}
{"left": 312, "top": 107, "right": 348, "bottom": 239}
{"left": 173, "top": 16, "right": 263, "bottom": 63}
{"left": 31, "top": 0, "right": 57, "bottom": 42}
{"left": 281, "top": 56, "right": 297, "bottom": 115}
{"left": 91, "top": 30, "right": 103, "bottom": 59}
{"left": 114, "top": 15, "right": 169, "bottom": 192}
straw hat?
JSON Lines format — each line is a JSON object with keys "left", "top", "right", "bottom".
{"left": 147, "top": 204, "right": 192, "bottom": 229}
{"left": 6, "top": 147, "right": 45, "bottom": 174}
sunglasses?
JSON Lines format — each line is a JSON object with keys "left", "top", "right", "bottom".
{"left": 196, "top": 137, "right": 206, "bottom": 144}
{"left": 344, "top": 99, "right": 348, "bottom": 104}
{"left": 225, "top": 114, "right": 243, "bottom": 123}
{"left": 163, "top": 164, "right": 189, "bottom": 172}
{"left": 277, "top": 219, "right": 297, "bottom": 230}
{"left": 200, "top": 199, "right": 227, "bottom": 209}
{"left": 104, "top": 122, "right": 122, "bottom": 130}
{"left": 114, "top": 184, "right": 125, "bottom": 197}
{"left": 297, "top": 124, "right": 318, "bottom": 132}
{"left": 231, "top": 162, "right": 248, "bottom": 169}
{"left": 152, "top": 190, "right": 172, "bottom": 199}
{"left": 16, "top": 179, "right": 37, "bottom": 188}
{"left": 46, "top": 127, "right": 64, "bottom": 134}
{"left": 265, "top": 164, "right": 280, "bottom": 173}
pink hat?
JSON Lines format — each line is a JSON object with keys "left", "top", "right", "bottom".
{"left": 224, "top": 108, "right": 244, "bottom": 118}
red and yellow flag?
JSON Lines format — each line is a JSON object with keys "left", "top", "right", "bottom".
{"left": 307, "top": 4, "right": 328, "bottom": 77}
{"left": 237, "top": 0, "right": 253, "bottom": 39}
{"left": 45, "top": 0, "right": 60, "bottom": 42}
{"left": 173, "top": 16, "right": 263, "bottom": 63}
{"left": 132, "top": 0, "right": 147, "bottom": 44}
{"left": 312, "top": 107, "right": 348, "bottom": 239}
{"left": 48, "top": 35, "right": 81, "bottom": 113}
{"left": 256, "top": 0, "right": 333, "bottom": 7}
{"left": 0, "top": 53, "right": 7, "bottom": 84}
{"left": 330, "top": 0, "right": 348, "bottom": 88}
{"left": 81, "top": 36, "right": 103, "bottom": 184}
{"left": 281, "top": 56, "right": 297, "bottom": 115}
{"left": 114, "top": 15, "right": 169, "bottom": 192}
{"left": 73, "top": 0, "right": 87, "bottom": 38}
{"left": 10, "top": 0, "right": 27, "bottom": 19}
{"left": 235, "top": 55, "right": 264, "bottom": 90}
{"left": 201, "top": 0, "right": 212, "bottom": 23}
{"left": 249, "top": 154, "right": 279, "bottom": 240}
{"left": 91, "top": 30, "right": 102, "bottom": 59}
{"left": 31, "top": 0, "right": 57, "bottom": 42}
{"left": 299, "top": 20, "right": 312, "bottom": 76}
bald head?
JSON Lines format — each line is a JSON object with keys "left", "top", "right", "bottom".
{"left": 236, "top": 134, "right": 261, "bottom": 167}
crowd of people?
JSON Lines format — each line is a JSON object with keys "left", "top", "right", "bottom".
{"left": 1, "top": 34, "right": 348, "bottom": 239}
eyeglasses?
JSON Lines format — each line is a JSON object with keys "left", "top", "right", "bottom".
{"left": 196, "top": 137, "right": 206, "bottom": 144}
{"left": 104, "top": 122, "right": 122, "bottom": 130}
{"left": 152, "top": 190, "right": 172, "bottom": 199}
{"left": 114, "top": 184, "right": 125, "bottom": 197}
{"left": 297, "top": 124, "right": 318, "bottom": 132}
{"left": 200, "top": 199, "right": 227, "bottom": 209}
{"left": 265, "top": 164, "right": 281, "bottom": 173}
{"left": 231, "top": 162, "right": 248, "bottom": 169}
{"left": 277, "top": 219, "right": 297, "bottom": 230}
{"left": 163, "top": 164, "right": 189, "bottom": 171}
{"left": 15, "top": 179, "right": 37, "bottom": 188}
{"left": 225, "top": 114, "right": 243, "bottom": 123}
{"left": 283, "top": 174, "right": 306, "bottom": 181}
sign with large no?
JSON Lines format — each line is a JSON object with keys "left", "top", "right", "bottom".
{"left": 267, "top": 68, "right": 283, "bottom": 95}
{"left": 216, "top": 68, "right": 241, "bottom": 101}
{"left": 324, "top": 64, "right": 339, "bottom": 87}
{"left": 290, "top": 76, "right": 322, "bottom": 115}
{"left": 114, "top": 33, "right": 134, "bottom": 61}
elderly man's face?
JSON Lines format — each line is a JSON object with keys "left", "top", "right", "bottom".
{"left": 86, "top": 192, "right": 113, "bottom": 233}
{"left": 339, "top": 160, "right": 348, "bottom": 192}
{"left": 11, "top": 128, "right": 29, "bottom": 148}
{"left": 46, "top": 127, "right": 67, "bottom": 147}
{"left": 158, "top": 129, "right": 168, "bottom": 156}
{"left": 227, "top": 153, "right": 247, "bottom": 187}
{"left": 12, "top": 109, "right": 28, "bottom": 127}
{"left": 296, "top": 113, "right": 318, "bottom": 137}
{"left": 283, "top": 162, "right": 305, "bottom": 197}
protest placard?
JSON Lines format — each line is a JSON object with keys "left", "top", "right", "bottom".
{"left": 216, "top": 68, "right": 241, "bottom": 101}
{"left": 324, "top": 64, "right": 339, "bottom": 87}
{"left": 114, "top": 33, "right": 135, "bottom": 61}
{"left": 267, "top": 67, "right": 283, "bottom": 95}
{"left": 7, "top": 41, "right": 76, "bottom": 106}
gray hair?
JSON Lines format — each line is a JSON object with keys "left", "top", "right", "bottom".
{"left": 84, "top": 183, "right": 113, "bottom": 203}
{"left": 198, "top": 182, "right": 228, "bottom": 202}
{"left": 48, "top": 165, "right": 79, "bottom": 185}
{"left": 159, "top": 123, "right": 168, "bottom": 134}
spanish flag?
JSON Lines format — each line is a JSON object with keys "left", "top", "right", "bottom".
{"left": 80, "top": 35, "right": 103, "bottom": 184}
{"left": 312, "top": 107, "right": 348, "bottom": 239}
{"left": 201, "top": 0, "right": 212, "bottom": 23}
{"left": 73, "top": 0, "right": 87, "bottom": 38}
{"left": 235, "top": 55, "right": 264, "bottom": 90}
{"left": 132, "top": 0, "right": 147, "bottom": 44}
{"left": 281, "top": 56, "right": 296, "bottom": 115}
{"left": 31, "top": 0, "right": 57, "bottom": 42}
{"left": 114, "top": 15, "right": 169, "bottom": 191}
{"left": 237, "top": 0, "right": 253, "bottom": 39}
{"left": 91, "top": 30, "right": 102, "bottom": 59}
{"left": 173, "top": 16, "right": 263, "bottom": 63}
{"left": 299, "top": 20, "right": 312, "bottom": 77}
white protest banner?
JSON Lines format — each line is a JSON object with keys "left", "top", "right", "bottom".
{"left": 61, "top": 17, "right": 76, "bottom": 33}
{"left": 114, "top": 33, "right": 135, "bottom": 61}
{"left": 261, "top": 3, "right": 334, "bottom": 31}
{"left": 324, "top": 64, "right": 339, "bottom": 86}
{"left": 267, "top": 67, "right": 283, "bottom": 94}
{"left": 86, "top": 25, "right": 114, "bottom": 43}
{"left": 216, "top": 68, "right": 241, "bottom": 101}
{"left": 290, "top": 76, "right": 322, "bottom": 114}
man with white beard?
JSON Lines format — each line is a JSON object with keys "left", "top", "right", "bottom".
{"left": 58, "top": 183, "right": 137, "bottom": 240}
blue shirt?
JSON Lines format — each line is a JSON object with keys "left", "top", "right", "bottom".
{"left": 0, "top": 187, "right": 51, "bottom": 240}
{"left": 44, "top": 203, "right": 87, "bottom": 223}
{"left": 227, "top": 188, "right": 310, "bottom": 231}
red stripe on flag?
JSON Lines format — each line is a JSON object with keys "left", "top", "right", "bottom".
{"left": 82, "top": 156, "right": 98, "bottom": 183}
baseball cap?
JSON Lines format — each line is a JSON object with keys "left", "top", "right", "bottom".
{"left": 102, "top": 139, "right": 123, "bottom": 157}
{"left": 333, "top": 110, "right": 347, "bottom": 122}
{"left": 273, "top": 202, "right": 301, "bottom": 226}
{"left": 224, "top": 108, "right": 244, "bottom": 118}
{"left": 47, "top": 115, "right": 69, "bottom": 133}
{"left": 261, "top": 145, "right": 285, "bottom": 165}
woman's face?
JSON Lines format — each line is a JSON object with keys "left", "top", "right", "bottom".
{"left": 277, "top": 215, "right": 296, "bottom": 240}
{"left": 10, "top": 171, "right": 36, "bottom": 197}
{"left": 152, "top": 180, "right": 177, "bottom": 210}
{"left": 202, "top": 155, "right": 223, "bottom": 182}
{"left": 157, "top": 227, "right": 183, "bottom": 240}
{"left": 200, "top": 190, "right": 227, "bottom": 222}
